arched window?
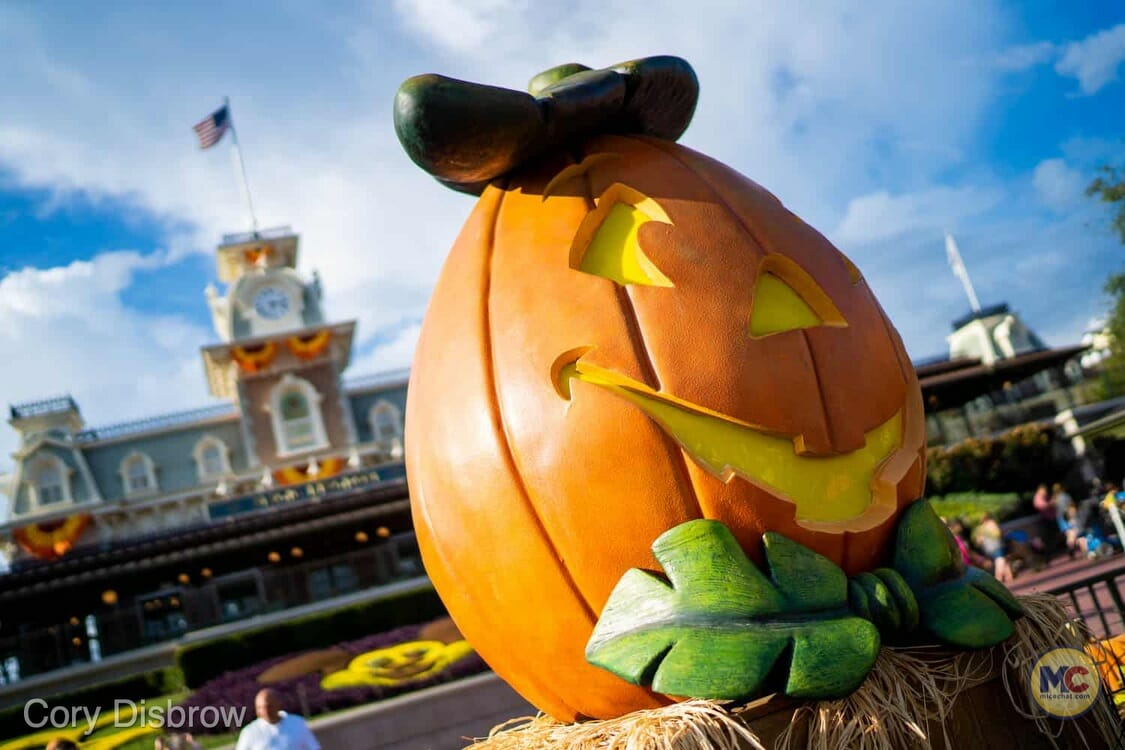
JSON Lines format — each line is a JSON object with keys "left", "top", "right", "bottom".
{"left": 281, "top": 390, "right": 315, "bottom": 449}
{"left": 267, "top": 375, "right": 327, "bottom": 456}
{"left": 119, "top": 453, "right": 157, "bottom": 496}
{"left": 36, "top": 465, "right": 65, "bottom": 505}
{"left": 193, "top": 436, "right": 231, "bottom": 482}
{"left": 28, "top": 454, "right": 71, "bottom": 508}
{"left": 368, "top": 401, "right": 403, "bottom": 451}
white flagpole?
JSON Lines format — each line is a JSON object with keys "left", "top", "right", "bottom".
{"left": 225, "top": 96, "right": 260, "bottom": 235}
{"left": 945, "top": 231, "right": 982, "bottom": 313}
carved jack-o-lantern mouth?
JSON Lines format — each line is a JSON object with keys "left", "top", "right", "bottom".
{"left": 554, "top": 352, "right": 903, "bottom": 527}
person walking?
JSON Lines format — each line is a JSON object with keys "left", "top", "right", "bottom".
{"left": 1033, "top": 483, "right": 1060, "bottom": 553}
{"left": 235, "top": 688, "right": 320, "bottom": 750}
{"left": 972, "top": 513, "right": 1014, "bottom": 584}
{"left": 1053, "top": 483, "right": 1079, "bottom": 558}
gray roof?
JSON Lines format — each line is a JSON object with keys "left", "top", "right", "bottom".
{"left": 75, "top": 403, "right": 238, "bottom": 443}
{"left": 9, "top": 375, "right": 409, "bottom": 509}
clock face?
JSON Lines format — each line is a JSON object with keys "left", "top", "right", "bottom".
{"left": 254, "top": 286, "right": 291, "bottom": 320}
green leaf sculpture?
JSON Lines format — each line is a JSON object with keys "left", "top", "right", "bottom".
{"left": 586, "top": 519, "right": 880, "bottom": 701}
{"left": 892, "top": 500, "right": 1023, "bottom": 647}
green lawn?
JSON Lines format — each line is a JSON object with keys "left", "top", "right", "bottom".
{"left": 928, "top": 492, "right": 1022, "bottom": 526}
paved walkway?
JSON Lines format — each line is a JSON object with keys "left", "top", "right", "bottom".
{"left": 216, "top": 672, "right": 533, "bottom": 750}
{"left": 1009, "top": 551, "right": 1125, "bottom": 639}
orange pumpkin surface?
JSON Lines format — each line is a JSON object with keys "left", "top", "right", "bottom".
{"left": 406, "top": 135, "right": 926, "bottom": 721}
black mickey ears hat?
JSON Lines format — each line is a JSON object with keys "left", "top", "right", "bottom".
{"left": 394, "top": 56, "right": 699, "bottom": 195}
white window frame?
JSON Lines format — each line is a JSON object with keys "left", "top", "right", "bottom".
{"left": 193, "top": 435, "right": 232, "bottom": 482}
{"left": 368, "top": 400, "right": 403, "bottom": 454}
{"left": 27, "top": 453, "right": 73, "bottom": 510}
{"left": 266, "top": 374, "right": 328, "bottom": 457}
{"left": 119, "top": 452, "right": 158, "bottom": 497}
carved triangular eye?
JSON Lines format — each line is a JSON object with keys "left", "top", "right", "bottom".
{"left": 749, "top": 257, "right": 846, "bottom": 338}
{"left": 571, "top": 184, "right": 673, "bottom": 287}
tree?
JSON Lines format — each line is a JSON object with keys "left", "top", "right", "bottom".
{"left": 1089, "top": 165, "right": 1125, "bottom": 397}
{"left": 1099, "top": 273, "right": 1125, "bottom": 397}
{"left": 1087, "top": 165, "right": 1125, "bottom": 244}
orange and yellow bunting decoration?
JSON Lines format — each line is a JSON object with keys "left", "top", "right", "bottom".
{"left": 14, "top": 514, "right": 90, "bottom": 560}
{"left": 243, "top": 245, "right": 274, "bottom": 265}
{"left": 231, "top": 341, "right": 277, "bottom": 373}
{"left": 286, "top": 329, "right": 332, "bottom": 361}
{"left": 273, "top": 456, "right": 345, "bottom": 486}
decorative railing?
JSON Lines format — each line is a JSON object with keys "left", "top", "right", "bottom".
{"left": 221, "top": 226, "right": 293, "bottom": 244}
{"left": 1041, "top": 564, "right": 1125, "bottom": 715}
{"left": 1041, "top": 565, "right": 1125, "bottom": 641}
{"left": 9, "top": 395, "right": 78, "bottom": 420}
{"left": 75, "top": 403, "right": 239, "bottom": 442}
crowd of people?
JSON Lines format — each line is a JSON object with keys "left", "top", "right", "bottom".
{"left": 943, "top": 479, "right": 1125, "bottom": 584}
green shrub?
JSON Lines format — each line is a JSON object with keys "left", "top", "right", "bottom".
{"left": 176, "top": 585, "right": 445, "bottom": 688}
{"left": 0, "top": 667, "right": 182, "bottom": 739}
{"left": 927, "top": 492, "right": 1022, "bottom": 527}
{"left": 925, "top": 423, "right": 1072, "bottom": 497}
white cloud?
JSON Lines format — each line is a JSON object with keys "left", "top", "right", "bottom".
{"left": 1032, "top": 158, "right": 1085, "bottom": 211}
{"left": 992, "top": 41, "right": 1056, "bottom": 72}
{"left": 385, "top": 0, "right": 1008, "bottom": 227}
{"left": 0, "top": 0, "right": 1117, "bottom": 466}
{"left": 848, "top": 206, "right": 1122, "bottom": 360}
{"left": 0, "top": 1, "right": 1015, "bottom": 349}
{"left": 0, "top": 253, "right": 214, "bottom": 463}
{"left": 352, "top": 321, "right": 422, "bottom": 374}
{"left": 392, "top": 0, "right": 529, "bottom": 55}
{"left": 0, "top": 4, "right": 470, "bottom": 344}
{"left": 832, "top": 186, "right": 1003, "bottom": 246}
{"left": 1060, "top": 135, "right": 1125, "bottom": 166}
{"left": 1013, "top": 248, "right": 1067, "bottom": 277}
{"left": 1055, "top": 23, "right": 1125, "bottom": 95}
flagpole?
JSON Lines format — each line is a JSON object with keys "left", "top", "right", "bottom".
{"left": 225, "top": 96, "right": 260, "bottom": 235}
{"left": 944, "top": 231, "right": 982, "bottom": 313}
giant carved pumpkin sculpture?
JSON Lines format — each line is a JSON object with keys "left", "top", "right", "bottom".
{"left": 397, "top": 57, "right": 1022, "bottom": 723}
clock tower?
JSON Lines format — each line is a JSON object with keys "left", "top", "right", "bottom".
{"left": 200, "top": 227, "right": 358, "bottom": 469}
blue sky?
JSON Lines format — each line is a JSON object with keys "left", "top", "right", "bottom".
{"left": 0, "top": 0, "right": 1123, "bottom": 466}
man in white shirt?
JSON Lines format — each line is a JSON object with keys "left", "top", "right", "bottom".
{"left": 234, "top": 688, "right": 321, "bottom": 750}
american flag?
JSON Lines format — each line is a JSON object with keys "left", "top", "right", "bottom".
{"left": 193, "top": 104, "right": 230, "bottom": 149}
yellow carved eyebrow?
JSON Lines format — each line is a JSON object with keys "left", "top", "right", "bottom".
{"left": 570, "top": 183, "right": 673, "bottom": 287}
{"left": 749, "top": 255, "right": 846, "bottom": 338}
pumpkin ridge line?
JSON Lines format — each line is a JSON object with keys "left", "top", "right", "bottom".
{"left": 800, "top": 327, "right": 837, "bottom": 452}
{"left": 637, "top": 135, "right": 834, "bottom": 454}
{"left": 576, "top": 147, "right": 705, "bottom": 523}
{"left": 875, "top": 306, "right": 914, "bottom": 387}
{"left": 410, "top": 188, "right": 583, "bottom": 720}
{"left": 485, "top": 165, "right": 603, "bottom": 626}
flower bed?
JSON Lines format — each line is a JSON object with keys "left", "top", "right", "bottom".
{"left": 177, "top": 620, "right": 488, "bottom": 734}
